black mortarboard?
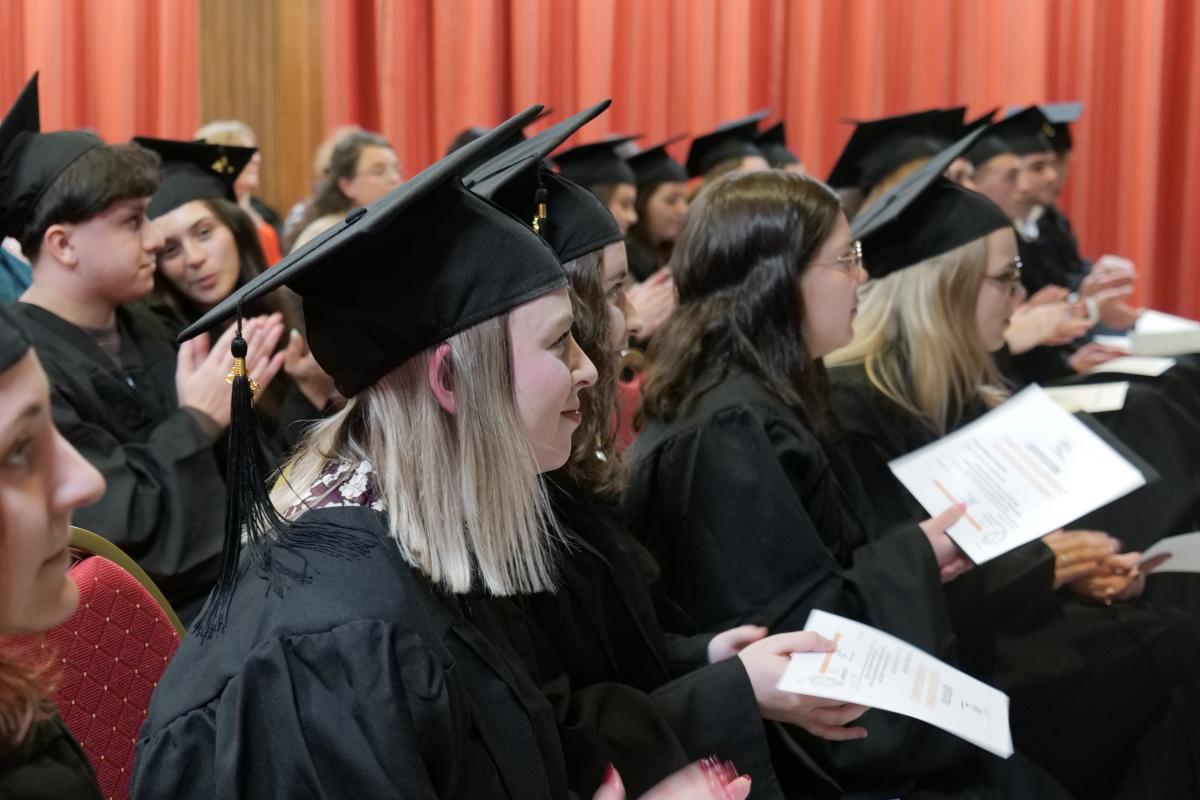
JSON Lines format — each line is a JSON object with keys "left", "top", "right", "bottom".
{"left": 0, "top": 302, "right": 31, "bottom": 372}
{"left": 184, "top": 104, "right": 561, "bottom": 638}
{"left": 1005, "top": 102, "right": 1082, "bottom": 154}
{"left": 181, "top": 103, "right": 562, "bottom": 397}
{"left": 467, "top": 100, "right": 620, "bottom": 262}
{"left": 685, "top": 109, "right": 770, "bottom": 177}
{"left": 991, "top": 106, "right": 1055, "bottom": 157}
{"left": 553, "top": 134, "right": 640, "bottom": 187}
{"left": 756, "top": 122, "right": 800, "bottom": 167}
{"left": 444, "top": 108, "right": 554, "bottom": 156}
{"left": 626, "top": 134, "right": 689, "bottom": 188}
{"left": 135, "top": 137, "right": 256, "bottom": 218}
{"left": 853, "top": 127, "right": 1011, "bottom": 278}
{"left": 826, "top": 107, "right": 966, "bottom": 191}
{"left": 0, "top": 73, "right": 103, "bottom": 238}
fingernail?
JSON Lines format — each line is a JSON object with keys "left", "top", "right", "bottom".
{"left": 603, "top": 762, "right": 622, "bottom": 790}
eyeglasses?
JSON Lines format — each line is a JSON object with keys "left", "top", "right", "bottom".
{"left": 811, "top": 240, "right": 864, "bottom": 277}
{"left": 984, "top": 255, "right": 1024, "bottom": 293}
{"left": 357, "top": 162, "right": 402, "bottom": 180}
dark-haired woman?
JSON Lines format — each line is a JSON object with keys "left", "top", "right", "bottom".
{"left": 0, "top": 304, "right": 107, "bottom": 798}
{"left": 150, "top": 194, "right": 339, "bottom": 467}
{"left": 471, "top": 156, "right": 871, "bottom": 798}
{"left": 286, "top": 130, "right": 401, "bottom": 252}
{"left": 624, "top": 170, "right": 1068, "bottom": 797}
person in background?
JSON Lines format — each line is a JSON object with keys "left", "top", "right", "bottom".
{"left": 194, "top": 120, "right": 284, "bottom": 264}
{"left": 553, "top": 135, "right": 641, "bottom": 235}
{"left": 755, "top": 121, "right": 805, "bottom": 174}
{"left": 286, "top": 129, "right": 401, "bottom": 252}
{"left": 0, "top": 303, "right": 107, "bottom": 799}
{"left": 684, "top": 111, "right": 771, "bottom": 189}
{"left": 0, "top": 74, "right": 286, "bottom": 619}
{"left": 137, "top": 136, "right": 339, "bottom": 467}
{"left": 282, "top": 125, "right": 366, "bottom": 239}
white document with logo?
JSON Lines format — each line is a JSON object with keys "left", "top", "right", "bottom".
{"left": 1139, "top": 532, "right": 1200, "bottom": 574}
{"left": 777, "top": 610, "right": 1013, "bottom": 758}
{"left": 1043, "top": 382, "right": 1129, "bottom": 413}
{"left": 887, "top": 385, "right": 1146, "bottom": 564}
{"left": 1088, "top": 356, "right": 1176, "bottom": 377}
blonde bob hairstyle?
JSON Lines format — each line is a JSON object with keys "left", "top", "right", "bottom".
{"left": 827, "top": 235, "right": 1009, "bottom": 435}
{"left": 270, "top": 314, "right": 562, "bottom": 596}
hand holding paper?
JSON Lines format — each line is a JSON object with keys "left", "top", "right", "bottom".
{"left": 888, "top": 386, "right": 1146, "bottom": 565}
{"left": 777, "top": 610, "right": 1013, "bottom": 758}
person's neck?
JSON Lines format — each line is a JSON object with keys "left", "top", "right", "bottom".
{"left": 20, "top": 266, "right": 118, "bottom": 330}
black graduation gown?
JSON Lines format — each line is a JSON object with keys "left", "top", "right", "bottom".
{"left": 623, "top": 235, "right": 661, "bottom": 283}
{"left": 522, "top": 474, "right": 792, "bottom": 798}
{"left": 1019, "top": 206, "right": 1090, "bottom": 296}
{"left": 132, "top": 506, "right": 572, "bottom": 800}
{"left": 0, "top": 715, "right": 102, "bottom": 800}
{"left": 13, "top": 302, "right": 224, "bottom": 617}
{"left": 828, "top": 362, "right": 1200, "bottom": 799}
{"left": 623, "top": 368, "right": 1067, "bottom": 798}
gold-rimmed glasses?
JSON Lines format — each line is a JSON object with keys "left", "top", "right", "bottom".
{"left": 811, "top": 240, "right": 864, "bottom": 277}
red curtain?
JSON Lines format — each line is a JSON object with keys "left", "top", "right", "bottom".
{"left": 0, "top": 0, "right": 200, "bottom": 143}
{"left": 324, "top": 0, "right": 1200, "bottom": 318}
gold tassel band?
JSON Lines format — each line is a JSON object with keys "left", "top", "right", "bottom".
{"left": 225, "top": 356, "right": 260, "bottom": 394}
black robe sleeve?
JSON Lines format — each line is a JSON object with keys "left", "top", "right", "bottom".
{"left": 134, "top": 621, "right": 482, "bottom": 800}
{"left": 0, "top": 716, "right": 102, "bottom": 800}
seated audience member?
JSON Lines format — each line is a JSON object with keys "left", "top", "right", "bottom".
{"left": 133, "top": 107, "right": 752, "bottom": 800}
{"left": 286, "top": 129, "right": 401, "bottom": 251}
{"left": 554, "top": 135, "right": 641, "bottom": 235}
{"left": 468, "top": 108, "right": 866, "bottom": 798}
{"left": 137, "top": 136, "right": 339, "bottom": 466}
{"left": 825, "top": 107, "right": 966, "bottom": 219}
{"left": 684, "top": 111, "right": 772, "bottom": 188}
{"left": 755, "top": 121, "right": 805, "bottom": 174}
{"left": 826, "top": 147, "right": 1200, "bottom": 799}
{"left": 624, "top": 163, "right": 1069, "bottom": 797}
{"left": 282, "top": 124, "right": 366, "bottom": 238}
{"left": 0, "top": 303, "right": 107, "bottom": 799}
{"left": 0, "top": 75, "right": 285, "bottom": 619}
{"left": 194, "top": 119, "right": 283, "bottom": 263}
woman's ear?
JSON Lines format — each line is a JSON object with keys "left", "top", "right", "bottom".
{"left": 428, "top": 343, "right": 456, "bottom": 414}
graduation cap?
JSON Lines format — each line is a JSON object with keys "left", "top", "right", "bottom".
{"left": 1005, "top": 102, "right": 1082, "bottom": 154}
{"left": 967, "top": 106, "right": 1057, "bottom": 167}
{"left": 826, "top": 107, "right": 966, "bottom": 191}
{"left": 469, "top": 105, "right": 622, "bottom": 264}
{"left": 184, "top": 103, "right": 561, "bottom": 637}
{"left": 0, "top": 73, "right": 103, "bottom": 238}
{"left": 626, "top": 134, "right": 689, "bottom": 188}
{"left": 685, "top": 109, "right": 770, "bottom": 177}
{"left": 134, "top": 137, "right": 256, "bottom": 218}
{"left": 553, "top": 134, "right": 640, "bottom": 188}
{"left": 756, "top": 122, "right": 800, "bottom": 167}
{"left": 467, "top": 100, "right": 619, "bottom": 262}
{"left": 852, "top": 126, "right": 1011, "bottom": 279}
{"left": 0, "top": 302, "right": 31, "bottom": 372}
{"left": 444, "top": 107, "right": 554, "bottom": 156}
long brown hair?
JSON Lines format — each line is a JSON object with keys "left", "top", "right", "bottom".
{"left": 639, "top": 170, "right": 843, "bottom": 434}
{"left": 559, "top": 249, "right": 625, "bottom": 499}
{"left": 285, "top": 130, "right": 393, "bottom": 252}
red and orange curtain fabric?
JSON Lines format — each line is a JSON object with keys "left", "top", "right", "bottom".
{"left": 0, "top": 0, "right": 1197, "bottom": 316}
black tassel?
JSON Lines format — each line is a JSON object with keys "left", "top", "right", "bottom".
{"left": 193, "top": 320, "right": 375, "bottom": 638}
{"left": 194, "top": 322, "right": 283, "bottom": 638}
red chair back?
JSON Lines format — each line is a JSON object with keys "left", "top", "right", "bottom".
{"left": 4, "top": 555, "right": 181, "bottom": 800}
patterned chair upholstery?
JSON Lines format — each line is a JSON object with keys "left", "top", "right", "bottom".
{"left": 4, "top": 530, "right": 183, "bottom": 800}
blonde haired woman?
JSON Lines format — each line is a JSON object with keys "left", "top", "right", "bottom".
{"left": 826, "top": 155, "right": 1200, "bottom": 799}
{"left": 133, "top": 109, "right": 751, "bottom": 800}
